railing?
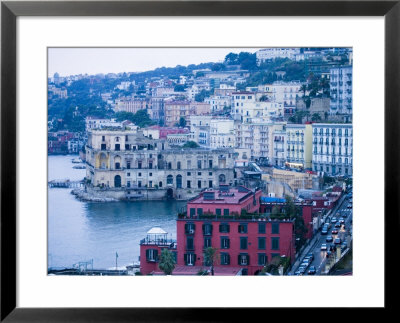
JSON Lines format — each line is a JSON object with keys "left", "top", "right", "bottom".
{"left": 139, "top": 238, "right": 176, "bottom": 246}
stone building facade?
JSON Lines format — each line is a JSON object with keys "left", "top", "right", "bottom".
{"left": 85, "top": 129, "right": 235, "bottom": 200}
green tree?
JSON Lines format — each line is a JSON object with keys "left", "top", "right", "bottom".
{"left": 311, "top": 113, "right": 322, "bottom": 122}
{"left": 158, "top": 249, "right": 176, "bottom": 275}
{"left": 174, "top": 84, "right": 186, "bottom": 92}
{"left": 224, "top": 52, "right": 239, "bottom": 65}
{"left": 178, "top": 117, "right": 187, "bottom": 127}
{"left": 182, "top": 141, "right": 200, "bottom": 149}
{"left": 203, "top": 247, "right": 219, "bottom": 276}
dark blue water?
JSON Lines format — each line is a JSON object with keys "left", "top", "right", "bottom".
{"left": 48, "top": 155, "right": 183, "bottom": 269}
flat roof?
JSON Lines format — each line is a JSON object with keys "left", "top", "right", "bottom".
{"left": 188, "top": 188, "right": 254, "bottom": 205}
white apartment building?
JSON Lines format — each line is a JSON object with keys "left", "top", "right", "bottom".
{"left": 272, "top": 124, "right": 287, "bottom": 167}
{"left": 189, "top": 115, "right": 213, "bottom": 147}
{"left": 205, "top": 95, "right": 231, "bottom": 113}
{"left": 312, "top": 123, "right": 353, "bottom": 176}
{"left": 285, "top": 124, "right": 312, "bottom": 169}
{"left": 330, "top": 65, "right": 352, "bottom": 114}
{"left": 235, "top": 121, "right": 275, "bottom": 160}
{"left": 256, "top": 48, "right": 301, "bottom": 64}
{"left": 231, "top": 91, "right": 266, "bottom": 122}
{"left": 261, "top": 82, "right": 303, "bottom": 107}
{"left": 210, "top": 118, "right": 235, "bottom": 149}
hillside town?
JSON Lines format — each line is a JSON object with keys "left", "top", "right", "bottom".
{"left": 48, "top": 47, "right": 353, "bottom": 276}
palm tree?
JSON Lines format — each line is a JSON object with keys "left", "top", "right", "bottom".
{"left": 300, "top": 84, "right": 307, "bottom": 97}
{"left": 203, "top": 247, "right": 219, "bottom": 276}
{"left": 158, "top": 249, "right": 176, "bottom": 275}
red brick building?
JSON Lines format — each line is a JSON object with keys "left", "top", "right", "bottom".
{"left": 139, "top": 186, "right": 295, "bottom": 275}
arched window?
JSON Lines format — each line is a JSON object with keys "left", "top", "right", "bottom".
{"left": 167, "top": 175, "right": 173, "bottom": 185}
{"left": 219, "top": 174, "right": 226, "bottom": 184}
{"left": 176, "top": 175, "right": 182, "bottom": 188}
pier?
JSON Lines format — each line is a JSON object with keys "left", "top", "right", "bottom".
{"left": 48, "top": 179, "right": 85, "bottom": 188}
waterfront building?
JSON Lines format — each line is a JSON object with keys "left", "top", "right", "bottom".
{"left": 175, "top": 186, "right": 295, "bottom": 275}
{"left": 285, "top": 123, "right": 312, "bottom": 169}
{"left": 85, "top": 129, "right": 235, "bottom": 200}
{"left": 260, "top": 197, "right": 314, "bottom": 240}
{"left": 312, "top": 123, "right": 353, "bottom": 176}
{"left": 329, "top": 65, "right": 352, "bottom": 115}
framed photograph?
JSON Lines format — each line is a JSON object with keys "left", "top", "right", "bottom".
{"left": 1, "top": 0, "right": 398, "bottom": 321}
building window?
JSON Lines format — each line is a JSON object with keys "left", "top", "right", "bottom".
{"left": 101, "top": 144, "right": 106, "bottom": 150}
{"left": 149, "top": 162, "right": 153, "bottom": 169}
{"left": 216, "top": 208, "right": 221, "bottom": 216}
{"left": 187, "top": 180, "right": 191, "bottom": 188}
{"left": 204, "top": 237, "right": 212, "bottom": 249}
{"left": 220, "top": 236, "right": 230, "bottom": 249}
{"left": 115, "top": 144, "right": 120, "bottom": 151}
{"left": 198, "top": 180, "right": 202, "bottom": 189}
{"left": 258, "top": 253, "right": 267, "bottom": 266}
{"left": 167, "top": 175, "right": 173, "bottom": 185}
{"left": 187, "top": 172, "right": 191, "bottom": 176}
{"left": 184, "top": 253, "right": 196, "bottom": 266}
{"left": 197, "top": 160, "right": 202, "bottom": 169}
{"left": 209, "top": 160, "right": 213, "bottom": 168}
{"left": 126, "top": 162, "right": 131, "bottom": 169}
{"left": 185, "top": 223, "right": 196, "bottom": 234}
{"left": 138, "top": 161, "right": 142, "bottom": 169}
{"left": 223, "top": 209, "right": 229, "bottom": 216}
{"left": 219, "top": 223, "right": 230, "bottom": 233}
{"left": 258, "top": 237, "right": 266, "bottom": 250}
{"left": 159, "top": 181, "right": 163, "bottom": 188}
{"left": 186, "top": 236, "right": 194, "bottom": 250}
{"left": 168, "top": 162, "right": 172, "bottom": 169}
{"left": 146, "top": 249, "right": 158, "bottom": 262}
{"left": 190, "top": 208, "right": 196, "bottom": 217}
{"left": 238, "top": 223, "right": 248, "bottom": 233}
{"left": 220, "top": 253, "right": 230, "bottom": 265}
{"left": 209, "top": 180, "right": 213, "bottom": 188}
{"left": 271, "top": 223, "right": 280, "bottom": 234}
{"left": 238, "top": 254, "right": 249, "bottom": 266}
{"left": 202, "top": 223, "right": 213, "bottom": 236}
{"left": 176, "top": 175, "right": 182, "bottom": 189}
{"left": 197, "top": 208, "right": 203, "bottom": 216}
{"left": 177, "top": 161, "right": 181, "bottom": 170}
{"left": 240, "top": 237, "right": 248, "bottom": 250}
{"left": 271, "top": 237, "right": 280, "bottom": 250}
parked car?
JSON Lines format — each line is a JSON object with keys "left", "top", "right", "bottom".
{"left": 298, "top": 266, "right": 307, "bottom": 274}
{"left": 334, "top": 238, "right": 341, "bottom": 245}
{"left": 339, "top": 218, "right": 345, "bottom": 224}
{"left": 332, "top": 229, "right": 339, "bottom": 234}
{"left": 308, "top": 266, "right": 316, "bottom": 275}
{"left": 305, "top": 253, "right": 314, "bottom": 262}
{"left": 326, "top": 235, "right": 333, "bottom": 243}
{"left": 321, "top": 243, "right": 328, "bottom": 251}
{"left": 335, "top": 222, "right": 342, "bottom": 228}
{"left": 321, "top": 227, "right": 328, "bottom": 235}
{"left": 331, "top": 217, "right": 337, "bottom": 223}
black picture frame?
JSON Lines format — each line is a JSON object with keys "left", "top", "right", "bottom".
{"left": 1, "top": 0, "right": 398, "bottom": 321}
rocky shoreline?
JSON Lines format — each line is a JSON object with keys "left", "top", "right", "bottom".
{"left": 71, "top": 188, "right": 118, "bottom": 202}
